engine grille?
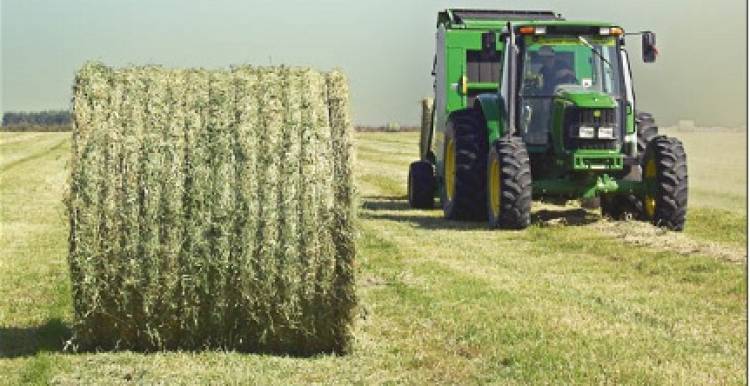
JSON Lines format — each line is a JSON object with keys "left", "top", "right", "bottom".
{"left": 563, "top": 107, "right": 619, "bottom": 150}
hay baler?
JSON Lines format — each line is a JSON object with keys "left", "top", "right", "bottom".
{"left": 408, "top": 9, "right": 688, "bottom": 230}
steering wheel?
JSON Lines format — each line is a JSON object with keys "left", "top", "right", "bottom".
{"left": 558, "top": 73, "right": 578, "bottom": 85}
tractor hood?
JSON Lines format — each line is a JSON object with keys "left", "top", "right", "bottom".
{"left": 554, "top": 85, "right": 617, "bottom": 109}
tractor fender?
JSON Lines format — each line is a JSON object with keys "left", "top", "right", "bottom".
{"left": 473, "top": 94, "right": 504, "bottom": 145}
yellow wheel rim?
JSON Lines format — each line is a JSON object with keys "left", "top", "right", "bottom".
{"left": 489, "top": 157, "right": 501, "bottom": 219}
{"left": 445, "top": 138, "right": 456, "bottom": 201}
{"left": 644, "top": 158, "right": 657, "bottom": 218}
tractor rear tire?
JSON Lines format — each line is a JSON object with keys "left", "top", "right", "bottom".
{"left": 408, "top": 160, "right": 435, "bottom": 209}
{"left": 636, "top": 111, "right": 659, "bottom": 164}
{"left": 636, "top": 110, "right": 655, "bottom": 127}
{"left": 486, "top": 136, "right": 532, "bottom": 229}
{"left": 642, "top": 136, "right": 689, "bottom": 230}
{"left": 441, "top": 108, "right": 487, "bottom": 221}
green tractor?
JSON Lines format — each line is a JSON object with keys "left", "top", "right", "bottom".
{"left": 408, "top": 9, "right": 688, "bottom": 230}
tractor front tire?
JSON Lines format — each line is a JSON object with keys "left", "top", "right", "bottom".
{"left": 601, "top": 194, "right": 642, "bottom": 220}
{"left": 486, "top": 137, "right": 532, "bottom": 229}
{"left": 580, "top": 197, "right": 601, "bottom": 210}
{"left": 441, "top": 108, "right": 487, "bottom": 221}
{"left": 408, "top": 160, "right": 435, "bottom": 209}
{"left": 642, "top": 136, "right": 689, "bottom": 230}
{"left": 601, "top": 111, "right": 659, "bottom": 221}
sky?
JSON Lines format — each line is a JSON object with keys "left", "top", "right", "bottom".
{"left": 1, "top": 0, "right": 747, "bottom": 127}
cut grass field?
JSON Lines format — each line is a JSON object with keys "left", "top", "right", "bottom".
{"left": 0, "top": 130, "right": 746, "bottom": 384}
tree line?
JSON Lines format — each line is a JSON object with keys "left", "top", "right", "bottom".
{"left": 2, "top": 110, "right": 71, "bottom": 127}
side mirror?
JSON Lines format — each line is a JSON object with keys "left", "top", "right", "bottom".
{"left": 482, "top": 32, "right": 497, "bottom": 55}
{"left": 642, "top": 31, "right": 657, "bottom": 63}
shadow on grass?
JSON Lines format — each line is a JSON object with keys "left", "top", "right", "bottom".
{"left": 361, "top": 198, "right": 410, "bottom": 211}
{"left": 361, "top": 196, "right": 600, "bottom": 229}
{"left": 0, "top": 319, "right": 342, "bottom": 358}
{"left": 361, "top": 196, "right": 485, "bottom": 230}
{"left": 0, "top": 318, "right": 71, "bottom": 358}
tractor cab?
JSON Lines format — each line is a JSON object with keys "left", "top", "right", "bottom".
{"left": 518, "top": 30, "right": 624, "bottom": 150}
{"left": 489, "top": 22, "right": 635, "bottom": 167}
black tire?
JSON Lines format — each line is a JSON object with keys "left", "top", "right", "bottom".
{"left": 407, "top": 160, "right": 435, "bottom": 209}
{"left": 579, "top": 197, "right": 601, "bottom": 210}
{"left": 601, "top": 111, "right": 658, "bottom": 219}
{"left": 643, "top": 136, "right": 689, "bottom": 230}
{"left": 486, "top": 137, "right": 532, "bottom": 229}
{"left": 441, "top": 108, "right": 487, "bottom": 221}
{"left": 635, "top": 110, "right": 655, "bottom": 127}
{"left": 600, "top": 194, "right": 641, "bottom": 220}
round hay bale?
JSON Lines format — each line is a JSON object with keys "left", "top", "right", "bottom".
{"left": 66, "top": 62, "right": 356, "bottom": 354}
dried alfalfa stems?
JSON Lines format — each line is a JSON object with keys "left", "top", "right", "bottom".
{"left": 67, "top": 62, "right": 356, "bottom": 354}
{"left": 420, "top": 97, "right": 434, "bottom": 157}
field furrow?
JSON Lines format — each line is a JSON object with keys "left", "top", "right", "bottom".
{"left": 0, "top": 135, "right": 68, "bottom": 172}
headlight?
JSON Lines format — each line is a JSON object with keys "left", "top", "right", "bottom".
{"left": 578, "top": 126, "right": 595, "bottom": 138}
{"left": 598, "top": 127, "right": 615, "bottom": 139}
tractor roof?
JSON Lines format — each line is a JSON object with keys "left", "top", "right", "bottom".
{"left": 437, "top": 9, "right": 618, "bottom": 32}
{"left": 437, "top": 8, "right": 562, "bottom": 29}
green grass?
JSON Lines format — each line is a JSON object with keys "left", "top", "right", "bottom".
{"left": 0, "top": 131, "right": 746, "bottom": 384}
{"left": 661, "top": 127, "right": 746, "bottom": 213}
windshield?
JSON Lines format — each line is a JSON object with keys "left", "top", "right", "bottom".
{"left": 518, "top": 34, "right": 623, "bottom": 145}
{"left": 521, "top": 35, "right": 621, "bottom": 97}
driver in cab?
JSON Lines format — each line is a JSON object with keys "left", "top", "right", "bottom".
{"left": 538, "top": 46, "right": 576, "bottom": 94}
